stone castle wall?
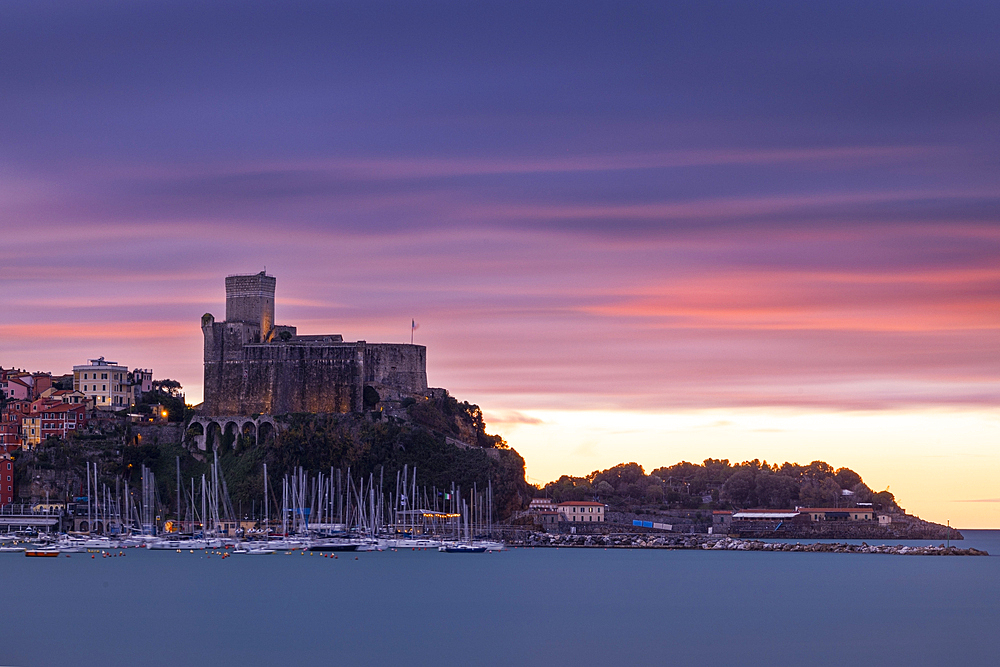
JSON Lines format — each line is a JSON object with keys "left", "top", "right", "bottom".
{"left": 202, "top": 274, "right": 428, "bottom": 416}
{"left": 364, "top": 344, "right": 427, "bottom": 396}
{"left": 204, "top": 341, "right": 364, "bottom": 414}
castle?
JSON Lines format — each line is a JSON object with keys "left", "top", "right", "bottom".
{"left": 201, "top": 272, "right": 427, "bottom": 415}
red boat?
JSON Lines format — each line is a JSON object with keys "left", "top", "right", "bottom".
{"left": 25, "top": 549, "right": 60, "bottom": 557}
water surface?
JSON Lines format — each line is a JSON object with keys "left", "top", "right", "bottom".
{"left": 2, "top": 531, "right": 997, "bottom": 666}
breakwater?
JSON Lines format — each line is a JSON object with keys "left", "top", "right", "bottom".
{"left": 518, "top": 532, "right": 988, "bottom": 555}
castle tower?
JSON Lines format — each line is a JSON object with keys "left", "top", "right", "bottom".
{"left": 225, "top": 271, "right": 276, "bottom": 340}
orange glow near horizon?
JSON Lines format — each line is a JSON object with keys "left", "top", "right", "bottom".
{"left": 486, "top": 408, "right": 1000, "bottom": 529}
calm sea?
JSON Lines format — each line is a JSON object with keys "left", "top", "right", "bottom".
{"left": 2, "top": 530, "right": 998, "bottom": 667}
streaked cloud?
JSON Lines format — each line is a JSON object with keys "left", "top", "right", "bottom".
{"left": 2, "top": 0, "right": 999, "bottom": 524}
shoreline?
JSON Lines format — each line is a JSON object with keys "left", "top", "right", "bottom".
{"left": 515, "top": 533, "right": 989, "bottom": 556}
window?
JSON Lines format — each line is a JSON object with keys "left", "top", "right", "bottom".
{"left": 102, "top": 373, "right": 107, "bottom": 379}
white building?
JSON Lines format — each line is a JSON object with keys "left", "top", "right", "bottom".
{"left": 557, "top": 501, "right": 606, "bottom": 523}
{"left": 73, "top": 357, "right": 131, "bottom": 410}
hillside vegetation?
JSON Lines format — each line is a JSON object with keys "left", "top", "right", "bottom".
{"left": 15, "top": 392, "right": 531, "bottom": 520}
{"left": 541, "top": 459, "right": 899, "bottom": 513}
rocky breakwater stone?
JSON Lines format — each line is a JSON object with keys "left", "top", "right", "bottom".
{"left": 519, "top": 532, "right": 988, "bottom": 555}
{"left": 702, "top": 537, "right": 988, "bottom": 556}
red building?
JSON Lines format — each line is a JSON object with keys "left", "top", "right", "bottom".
{"left": 0, "top": 455, "right": 12, "bottom": 506}
{"left": 23, "top": 402, "right": 87, "bottom": 448}
{"left": 0, "top": 400, "right": 30, "bottom": 453}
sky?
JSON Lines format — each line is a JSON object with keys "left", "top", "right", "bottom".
{"left": 2, "top": 1, "right": 998, "bottom": 526}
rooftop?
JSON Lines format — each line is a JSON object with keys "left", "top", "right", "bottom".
{"left": 799, "top": 508, "right": 872, "bottom": 513}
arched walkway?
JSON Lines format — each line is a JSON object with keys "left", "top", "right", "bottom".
{"left": 188, "top": 415, "right": 279, "bottom": 451}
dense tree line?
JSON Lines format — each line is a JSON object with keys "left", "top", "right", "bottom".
{"left": 539, "top": 459, "right": 898, "bottom": 512}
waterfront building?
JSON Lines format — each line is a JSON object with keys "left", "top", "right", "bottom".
{"left": 529, "top": 498, "right": 557, "bottom": 511}
{"left": 73, "top": 357, "right": 131, "bottom": 410}
{"left": 731, "top": 510, "right": 803, "bottom": 521}
{"left": 557, "top": 501, "right": 606, "bottom": 522}
{"left": 799, "top": 507, "right": 874, "bottom": 522}
{"left": 712, "top": 510, "right": 733, "bottom": 533}
{"left": 535, "top": 510, "right": 560, "bottom": 526}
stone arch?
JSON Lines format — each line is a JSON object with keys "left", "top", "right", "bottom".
{"left": 241, "top": 421, "right": 257, "bottom": 447}
{"left": 206, "top": 421, "right": 222, "bottom": 451}
{"left": 189, "top": 414, "right": 280, "bottom": 451}
{"left": 258, "top": 420, "right": 275, "bottom": 444}
{"left": 79, "top": 520, "right": 89, "bottom": 532}
{"left": 95, "top": 521, "right": 104, "bottom": 534}
{"left": 188, "top": 421, "right": 205, "bottom": 450}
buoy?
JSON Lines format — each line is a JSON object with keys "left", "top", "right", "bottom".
{"left": 91, "top": 555, "right": 95, "bottom": 559}
{"left": 354, "top": 556, "right": 358, "bottom": 560}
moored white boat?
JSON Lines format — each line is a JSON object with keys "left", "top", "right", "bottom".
{"left": 438, "top": 543, "right": 487, "bottom": 553}
{"left": 379, "top": 537, "right": 442, "bottom": 550}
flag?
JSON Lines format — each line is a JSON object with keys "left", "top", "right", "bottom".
{"left": 411, "top": 319, "right": 419, "bottom": 330}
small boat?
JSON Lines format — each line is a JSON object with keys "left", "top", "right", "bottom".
{"left": 147, "top": 539, "right": 210, "bottom": 550}
{"left": 25, "top": 549, "right": 60, "bottom": 557}
{"left": 308, "top": 539, "right": 361, "bottom": 552}
{"left": 0, "top": 546, "right": 26, "bottom": 553}
{"left": 478, "top": 540, "right": 506, "bottom": 552}
{"left": 247, "top": 548, "right": 275, "bottom": 555}
{"left": 379, "top": 537, "right": 442, "bottom": 550}
{"left": 439, "top": 543, "right": 487, "bottom": 553}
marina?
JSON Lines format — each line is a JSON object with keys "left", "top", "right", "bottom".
{"left": 3, "top": 461, "right": 507, "bottom": 555}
